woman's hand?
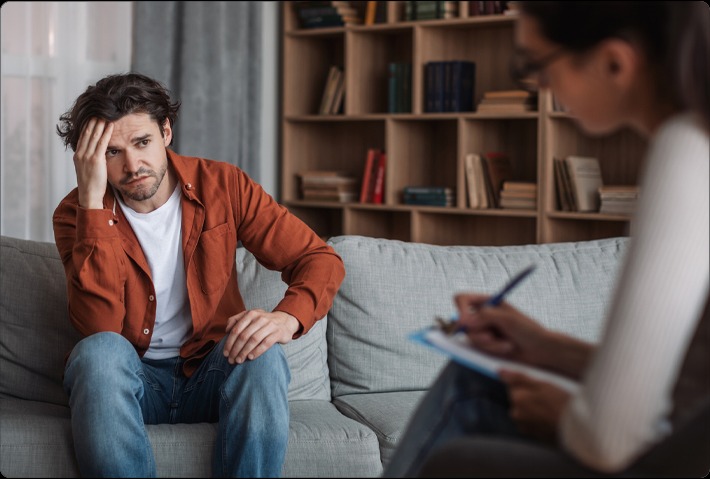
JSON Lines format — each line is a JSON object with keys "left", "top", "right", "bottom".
{"left": 499, "top": 370, "right": 571, "bottom": 444}
{"left": 454, "top": 293, "right": 554, "bottom": 367}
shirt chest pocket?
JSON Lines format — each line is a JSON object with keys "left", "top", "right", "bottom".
{"left": 192, "top": 222, "right": 235, "bottom": 294}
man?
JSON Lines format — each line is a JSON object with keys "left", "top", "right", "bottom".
{"left": 53, "top": 72, "right": 345, "bottom": 478}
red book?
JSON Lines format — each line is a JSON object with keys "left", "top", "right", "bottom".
{"left": 360, "top": 148, "right": 379, "bottom": 203}
{"left": 372, "top": 151, "right": 386, "bottom": 204}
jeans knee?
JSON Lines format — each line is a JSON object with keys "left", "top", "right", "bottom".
{"left": 65, "top": 332, "right": 138, "bottom": 384}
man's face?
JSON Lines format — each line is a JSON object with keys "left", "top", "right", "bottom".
{"left": 105, "top": 112, "right": 172, "bottom": 204}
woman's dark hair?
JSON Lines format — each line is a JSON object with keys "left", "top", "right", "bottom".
{"left": 56, "top": 72, "right": 181, "bottom": 151}
{"left": 517, "top": 1, "right": 710, "bottom": 130}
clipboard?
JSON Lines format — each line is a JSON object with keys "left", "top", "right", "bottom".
{"left": 410, "top": 327, "right": 580, "bottom": 394}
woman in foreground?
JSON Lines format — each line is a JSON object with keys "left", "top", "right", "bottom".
{"left": 383, "top": 2, "right": 709, "bottom": 477}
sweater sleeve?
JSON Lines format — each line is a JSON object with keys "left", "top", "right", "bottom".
{"left": 53, "top": 197, "right": 128, "bottom": 336}
{"left": 232, "top": 167, "right": 345, "bottom": 335}
{"left": 559, "top": 115, "right": 710, "bottom": 472}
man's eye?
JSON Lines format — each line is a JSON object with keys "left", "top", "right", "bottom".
{"left": 106, "top": 149, "right": 118, "bottom": 157}
{"left": 140, "top": 139, "right": 150, "bottom": 147}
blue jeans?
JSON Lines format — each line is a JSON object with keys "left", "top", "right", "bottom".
{"left": 382, "top": 361, "right": 523, "bottom": 477}
{"left": 63, "top": 332, "right": 291, "bottom": 478}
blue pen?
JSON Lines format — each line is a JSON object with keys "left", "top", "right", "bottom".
{"left": 437, "top": 264, "right": 537, "bottom": 334}
{"left": 482, "top": 264, "right": 537, "bottom": 307}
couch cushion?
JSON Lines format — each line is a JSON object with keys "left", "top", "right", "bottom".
{"left": 0, "top": 236, "right": 330, "bottom": 405}
{"left": 334, "top": 390, "right": 427, "bottom": 468}
{"left": 0, "top": 397, "right": 381, "bottom": 478}
{"left": 0, "top": 237, "right": 81, "bottom": 406}
{"left": 326, "top": 235, "right": 628, "bottom": 397}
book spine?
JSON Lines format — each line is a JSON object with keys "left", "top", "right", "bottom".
{"left": 372, "top": 151, "right": 386, "bottom": 204}
{"left": 403, "top": 186, "right": 451, "bottom": 194}
{"left": 360, "top": 148, "right": 377, "bottom": 203}
{"left": 388, "top": 63, "right": 398, "bottom": 113}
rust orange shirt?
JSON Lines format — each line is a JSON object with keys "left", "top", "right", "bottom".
{"left": 53, "top": 150, "right": 345, "bottom": 376}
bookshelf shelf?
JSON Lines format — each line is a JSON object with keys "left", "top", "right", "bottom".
{"left": 280, "top": 1, "right": 648, "bottom": 246}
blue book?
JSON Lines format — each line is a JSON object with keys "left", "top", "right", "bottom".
{"left": 450, "top": 61, "right": 476, "bottom": 112}
{"left": 388, "top": 63, "right": 399, "bottom": 113}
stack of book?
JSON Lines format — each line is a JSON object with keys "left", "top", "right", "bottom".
{"left": 405, "top": 1, "right": 459, "bottom": 20}
{"left": 424, "top": 61, "right": 476, "bottom": 113}
{"left": 299, "top": 171, "right": 359, "bottom": 202}
{"left": 319, "top": 65, "right": 345, "bottom": 115}
{"left": 293, "top": 1, "right": 362, "bottom": 29}
{"left": 476, "top": 89, "right": 537, "bottom": 113}
{"left": 553, "top": 156, "right": 603, "bottom": 212}
{"left": 499, "top": 181, "right": 537, "bottom": 210}
{"left": 388, "top": 62, "right": 412, "bottom": 113}
{"left": 463, "top": 152, "right": 514, "bottom": 209}
{"left": 401, "top": 186, "right": 454, "bottom": 207}
{"left": 598, "top": 185, "right": 639, "bottom": 215}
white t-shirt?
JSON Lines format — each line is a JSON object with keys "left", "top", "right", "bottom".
{"left": 117, "top": 184, "right": 192, "bottom": 359}
{"left": 560, "top": 113, "right": 710, "bottom": 472}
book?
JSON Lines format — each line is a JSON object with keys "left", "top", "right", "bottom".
{"left": 293, "top": 1, "right": 362, "bottom": 28}
{"left": 410, "top": 327, "right": 580, "bottom": 394}
{"left": 501, "top": 181, "right": 537, "bottom": 193}
{"left": 464, "top": 153, "right": 479, "bottom": 208}
{"left": 472, "top": 153, "right": 490, "bottom": 208}
{"left": 564, "top": 155, "right": 603, "bottom": 212}
{"left": 360, "top": 148, "right": 382, "bottom": 203}
{"left": 598, "top": 185, "right": 639, "bottom": 215}
{"left": 481, "top": 152, "right": 513, "bottom": 208}
{"left": 402, "top": 186, "right": 453, "bottom": 195}
{"left": 372, "top": 151, "right": 386, "bottom": 204}
{"left": 319, "top": 66, "right": 341, "bottom": 114}
{"left": 302, "top": 189, "right": 359, "bottom": 202}
{"left": 553, "top": 157, "right": 576, "bottom": 211}
{"left": 499, "top": 197, "right": 536, "bottom": 209}
{"left": 402, "top": 186, "right": 453, "bottom": 206}
{"left": 449, "top": 61, "right": 476, "bottom": 112}
{"left": 330, "top": 68, "right": 345, "bottom": 114}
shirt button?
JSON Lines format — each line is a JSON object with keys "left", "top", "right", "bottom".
{"left": 108, "top": 219, "right": 115, "bottom": 226}
{"left": 185, "top": 183, "right": 193, "bottom": 190}
{"left": 149, "top": 294, "right": 155, "bottom": 301}
{"left": 143, "top": 328, "right": 150, "bottom": 335}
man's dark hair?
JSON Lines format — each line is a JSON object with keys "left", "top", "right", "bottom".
{"left": 56, "top": 72, "right": 181, "bottom": 152}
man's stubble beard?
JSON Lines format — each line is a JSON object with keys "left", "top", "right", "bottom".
{"left": 118, "top": 162, "right": 168, "bottom": 202}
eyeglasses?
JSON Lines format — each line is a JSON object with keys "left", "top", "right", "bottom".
{"left": 509, "top": 48, "right": 568, "bottom": 92}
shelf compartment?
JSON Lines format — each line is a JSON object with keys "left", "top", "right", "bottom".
{"left": 344, "top": 207, "right": 412, "bottom": 241}
{"left": 414, "top": 19, "right": 517, "bottom": 114}
{"left": 285, "top": 204, "right": 345, "bottom": 241}
{"left": 542, "top": 117, "right": 647, "bottom": 215}
{"left": 347, "top": 28, "right": 413, "bottom": 115}
{"left": 540, "top": 217, "right": 631, "bottom": 244}
{"left": 460, "top": 117, "right": 539, "bottom": 181}
{"left": 281, "top": 120, "right": 385, "bottom": 202}
{"left": 387, "top": 118, "right": 459, "bottom": 206}
{"left": 413, "top": 210, "right": 536, "bottom": 246}
{"left": 283, "top": 34, "right": 345, "bottom": 116}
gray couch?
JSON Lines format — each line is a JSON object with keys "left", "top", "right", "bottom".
{"left": 0, "top": 234, "right": 628, "bottom": 477}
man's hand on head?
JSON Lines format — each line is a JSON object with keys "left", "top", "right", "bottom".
{"left": 74, "top": 117, "right": 113, "bottom": 209}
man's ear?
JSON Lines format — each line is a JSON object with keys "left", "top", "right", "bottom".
{"left": 162, "top": 119, "right": 173, "bottom": 146}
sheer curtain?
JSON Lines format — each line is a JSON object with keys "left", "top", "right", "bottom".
{"left": 0, "top": 2, "right": 132, "bottom": 242}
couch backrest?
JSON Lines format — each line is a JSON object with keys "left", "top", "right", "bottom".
{"left": 0, "top": 235, "right": 330, "bottom": 406}
{"left": 326, "top": 235, "right": 629, "bottom": 398}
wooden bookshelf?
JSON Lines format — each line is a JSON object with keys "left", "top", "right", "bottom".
{"left": 280, "top": 1, "right": 648, "bottom": 246}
